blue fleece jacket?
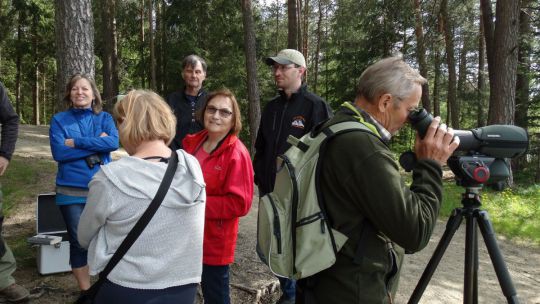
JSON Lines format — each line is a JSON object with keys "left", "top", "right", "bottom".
{"left": 50, "top": 108, "right": 119, "bottom": 191}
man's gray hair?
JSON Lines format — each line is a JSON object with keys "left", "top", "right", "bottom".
{"left": 182, "top": 54, "right": 207, "bottom": 73}
{"left": 356, "top": 56, "right": 426, "bottom": 104}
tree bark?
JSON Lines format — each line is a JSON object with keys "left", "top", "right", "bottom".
{"left": 139, "top": 0, "right": 145, "bottom": 88}
{"left": 15, "top": 8, "right": 24, "bottom": 116}
{"left": 101, "top": 0, "right": 119, "bottom": 111}
{"left": 515, "top": 0, "right": 531, "bottom": 129}
{"left": 413, "top": 0, "right": 431, "bottom": 112}
{"left": 287, "top": 0, "right": 298, "bottom": 49}
{"left": 241, "top": 0, "right": 261, "bottom": 154}
{"left": 55, "top": 0, "right": 95, "bottom": 110}
{"left": 301, "top": 0, "right": 309, "bottom": 59}
{"left": 313, "top": 0, "right": 324, "bottom": 93}
{"left": 440, "top": 0, "right": 459, "bottom": 128}
{"left": 156, "top": 0, "right": 163, "bottom": 93}
{"left": 433, "top": 47, "right": 441, "bottom": 117}
{"left": 148, "top": 0, "right": 156, "bottom": 91}
{"left": 477, "top": 9, "right": 487, "bottom": 127}
{"left": 482, "top": 0, "right": 520, "bottom": 125}
{"left": 32, "top": 13, "right": 39, "bottom": 125}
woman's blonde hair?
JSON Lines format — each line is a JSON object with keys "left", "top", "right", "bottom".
{"left": 113, "top": 90, "right": 176, "bottom": 147}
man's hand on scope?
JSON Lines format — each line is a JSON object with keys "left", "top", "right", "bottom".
{"left": 415, "top": 116, "right": 460, "bottom": 165}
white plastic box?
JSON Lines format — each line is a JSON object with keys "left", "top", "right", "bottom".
{"left": 28, "top": 193, "right": 71, "bottom": 275}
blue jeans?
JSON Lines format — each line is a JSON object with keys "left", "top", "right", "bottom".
{"left": 279, "top": 276, "right": 296, "bottom": 300}
{"left": 201, "top": 264, "right": 230, "bottom": 304}
{"left": 58, "top": 204, "right": 87, "bottom": 268}
{"left": 95, "top": 279, "right": 197, "bottom": 304}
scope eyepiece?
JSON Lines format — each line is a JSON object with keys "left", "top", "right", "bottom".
{"left": 408, "top": 108, "right": 433, "bottom": 139}
{"left": 406, "top": 109, "right": 528, "bottom": 159}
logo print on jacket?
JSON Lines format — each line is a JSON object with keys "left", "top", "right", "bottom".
{"left": 291, "top": 116, "right": 306, "bottom": 129}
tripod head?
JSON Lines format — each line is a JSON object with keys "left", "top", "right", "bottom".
{"left": 447, "top": 155, "right": 509, "bottom": 188}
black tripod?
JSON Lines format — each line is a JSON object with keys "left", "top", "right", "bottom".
{"left": 408, "top": 186, "right": 520, "bottom": 304}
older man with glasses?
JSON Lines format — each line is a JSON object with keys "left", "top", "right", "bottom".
{"left": 253, "top": 49, "right": 332, "bottom": 304}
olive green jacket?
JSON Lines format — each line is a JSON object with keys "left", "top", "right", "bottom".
{"left": 304, "top": 106, "right": 443, "bottom": 303}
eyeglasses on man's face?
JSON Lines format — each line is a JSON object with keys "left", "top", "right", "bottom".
{"left": 206, "top": 106, "right": 233, "bottom": 118}
{"left": 271, "top": 64, "right": 298, "bottom": 73}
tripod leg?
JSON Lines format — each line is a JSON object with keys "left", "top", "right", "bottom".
{"left": 464, "top": 214, "right": 478, "bottom": 304}
{"left": 476, "top": 210, "right": 520, "bottom": 304}
{"left": 408, "top": 209, "right": 464, "bottom": 304}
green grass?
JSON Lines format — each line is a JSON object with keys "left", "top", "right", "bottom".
{"left": 1, "top": 156, "right": 56, "bottom": 216}
{"left": 440, "top": 182, "right": 540, "bottom": 246}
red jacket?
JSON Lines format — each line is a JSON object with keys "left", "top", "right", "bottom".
{"left": 183, "top": 130, "right": 254, "bottom": 265}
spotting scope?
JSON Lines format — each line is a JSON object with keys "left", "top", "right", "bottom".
{"left": 408, "top": 109, "right": 529, "bottom": 159}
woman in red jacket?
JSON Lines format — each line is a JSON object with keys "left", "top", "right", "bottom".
{"left": 183, "top": 88, "right": 254, "bottom": 304}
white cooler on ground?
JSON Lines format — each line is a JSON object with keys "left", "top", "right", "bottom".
{"left": 27, "top": 193, "right": 71, "bottom": 275}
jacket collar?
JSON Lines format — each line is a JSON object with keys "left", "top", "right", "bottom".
{"left": 183, "top": 129, "right": 237, "bottom": 155}
{"left": 182, "top": 87, "right": 205, "bottom": 98}
{"left": 277, "top": 84, "right": 307, "bottom": 101}
{"left": 340, "top": 102, "right": 392, "bottom": 143}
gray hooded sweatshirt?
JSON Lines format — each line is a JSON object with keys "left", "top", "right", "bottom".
{"left": 78, "top": 150, "right": 206, "bottom": 289}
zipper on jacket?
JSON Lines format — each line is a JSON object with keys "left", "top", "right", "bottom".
{"left": 267, "top": 195, "right": 282, "bottom": 254}
{"left": 273, "top": 101, "right": 289, "bottom": 156}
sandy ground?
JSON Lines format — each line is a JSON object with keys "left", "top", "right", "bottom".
{"left": 4, "top": 124, "right": 539, "bottom": 303}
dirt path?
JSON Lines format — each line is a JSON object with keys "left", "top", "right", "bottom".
{"left": 7, "top": 125, "right": 540, "bottom": 303}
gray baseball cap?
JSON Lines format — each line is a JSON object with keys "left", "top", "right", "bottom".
{"left": 265, "top": 49, "right": 306, "bottom": 68}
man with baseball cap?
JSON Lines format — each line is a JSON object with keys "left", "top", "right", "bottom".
{"left": 254, "top": 49, "right": 331, "bottom": 303}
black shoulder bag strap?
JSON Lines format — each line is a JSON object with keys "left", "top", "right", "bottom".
{"left": 82, "top": 151, "right": 178, "bottom": 301}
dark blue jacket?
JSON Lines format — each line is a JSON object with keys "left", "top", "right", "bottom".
{"left": 0, "top": 82, "right": 19, "bottom": 161}
{"left": 49, "top": 108, "right": 119, "bottom": 189}
{"left": 166, "top": 88, "right": 207, "bottom": 150}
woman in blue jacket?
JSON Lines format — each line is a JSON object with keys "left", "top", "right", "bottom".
{"left": 49, "top": 74, "right": 118, "bottom": 296}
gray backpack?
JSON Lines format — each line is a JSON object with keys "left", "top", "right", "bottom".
{"left": 257, "top": 121, "right": 374, "bottom": 279}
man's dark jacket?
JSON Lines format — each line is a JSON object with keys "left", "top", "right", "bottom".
{"left": 0, "top": 82, "right": 18, "bottom": 161}
{"left": 166, "top": 88, "right": 207, "bottom": 150}
{"left": 299, "top": 105, "right": 443, "bottom": 303}
{"left": 253, "top": 84, "right": 331, "bottom": 195}
{"left": 0, "top": 81, "right": 18, "bottom": 257}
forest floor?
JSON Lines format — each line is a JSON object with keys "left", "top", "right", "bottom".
{"left": 2, "top": 124, "right": 539, "bottom": 303}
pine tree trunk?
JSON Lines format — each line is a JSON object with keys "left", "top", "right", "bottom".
{"left": 101, "top": 0, "right": 119, "bottom": 111}
{"left": 32, "top": 10, "right": 40, "bottom": 125}
{"left": 482, "top": 0, "right": 520, "bottom": 125}
{"left": 241, "top": 0, "right": 261, "bottom": 154}
{"left": 55, "top": 0, "right": 95, "bottom": 110}
{"left": 477, "top": 10, "right": 487, "bottom": 127}
{"left": 148, "top": 0, "right": 156, "bottom": 91}
{"left": 441, "top": 0, "right": 458, "bottom": 128}
{"left": 515, "top": 0, "right": 531, "bottom": 129}
{"left": 413, "top": 0, "right": 430, "bottom": 112}
{"left": 287, "top": 0, "right": 298, "bottom": 49}
{"left": 313, "top": 0, "right": 324, "bottom": 93}
{"left": 15, "top": 9, "right": 23, "bottom": 117}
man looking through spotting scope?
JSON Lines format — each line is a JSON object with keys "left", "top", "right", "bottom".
{"left": 296, "top": 56, "right": 460, "bottom": 304}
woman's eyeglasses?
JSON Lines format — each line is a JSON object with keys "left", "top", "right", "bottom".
{"left": 206, "top": 106, "right": 233, "bottom": 118}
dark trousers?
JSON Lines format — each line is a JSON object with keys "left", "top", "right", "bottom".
{"left": 94, "top": 279, "right": 197, "bottom": 304}
{"left": 201, "top": 264, "right": 230, "bottom": 304}
{"left": 279, "top": 276, "right": 296, "bottom": 300}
